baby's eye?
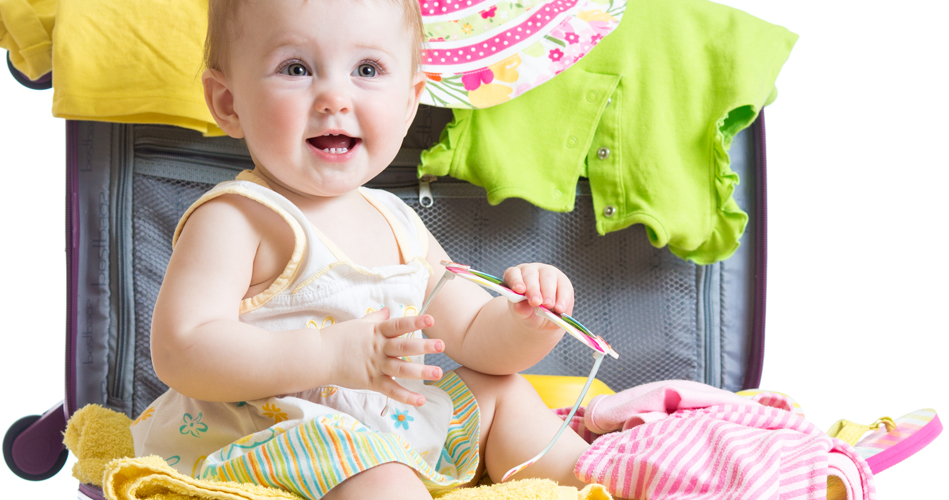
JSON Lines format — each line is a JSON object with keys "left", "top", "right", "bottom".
{"left": 280, "top": 63, "right": 310, "bottom": 77}
{"left": 353, "top": 63, "right": 379, "bottom": 78}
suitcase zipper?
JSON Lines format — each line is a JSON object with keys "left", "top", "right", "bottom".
{"left": 137, "top": 135, "right": 427, "bottom": 190}
{"left": 99, "top": 133, "right": 254, "bottom": 414}
{"left": 109, "top": 126, "right": 134, "bottom": 412}
{"left": 135, "top": 147, "right": 254, "bottom": 171}
{"left": 109, "top": 133, "right": 254, "bottom": 411}
{"left": 418, "top": 176, "right": 435, "bottom": 207}
{"left": 136, "top": 142, "right": 424, "bottom": 190}
{"left": 704, "top": 266, "right": 714, "bottom": 385}
{"left": 135, "top": 137, "right": 255, "bottom": 170}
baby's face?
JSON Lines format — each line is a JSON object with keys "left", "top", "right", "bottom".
{"left": 222, "top": 0, "right": 423, "bottom": 198}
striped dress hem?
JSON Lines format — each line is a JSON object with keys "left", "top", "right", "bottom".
{"left": 200, "top": 371, "right": 481, "bottom": 498}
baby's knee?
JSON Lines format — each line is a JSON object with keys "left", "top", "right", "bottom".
{"left": 323, "top": 463, "right": 430, "bottom": 500}
{"left": 495, "top": 372, "right": 536, "bottom": 396}
{"left": 454, "top": 368, "right": 537, "bottom": 399}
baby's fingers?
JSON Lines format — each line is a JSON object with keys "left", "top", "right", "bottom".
{"left": 381, "top": 357, "right": 443, "bottom": 382}
{"left": 550, "top": 271, "right": 574, "bottom": 315}
{"left": 376, "top": 314, "right": 434, "bottom": 338}
{"left": 510, "top": 299, "right": 535, "bottom": 319}
{"left": 383, "top": 337, "right": 445, "bottom": 358}
{"left": 376, "top": 377, "right": 427, "bottom": 407}
{"left": 505, "top": 265, "right": 544, "bottom": 306}
{"left": 536, "top": 267, "right": 562, "bottom": 310}
{"left": 504, "top": 266, "right": 526, "bottom": 294}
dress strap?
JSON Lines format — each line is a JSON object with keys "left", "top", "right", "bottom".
{"left": 172, "top": 178, "right": 308, "bottom": 314}
{"left": 235, "top": 169, "right": 271, "bottom": 187}
{"left": 308, "top": 224, "right": 351, "bottom": 263}
{"left": 235, "top": 170, "right": 352, "bottom": 263}
{"left": 233, "top": 171, "right": 420, "bottom": 264}
{"left": 358, "top": 188, "right": 416, "bottom": 264}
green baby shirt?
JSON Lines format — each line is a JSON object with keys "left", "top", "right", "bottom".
{"left": 418, "top": 0, "right": 798, "bottom": 264}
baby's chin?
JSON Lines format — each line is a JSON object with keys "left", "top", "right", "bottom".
{"left": 305, "top": 170, "right": 387, "bottom": 198}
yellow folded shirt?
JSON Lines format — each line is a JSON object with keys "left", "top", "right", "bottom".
{"left": 2, "top": 0, "right": 223, "bottom": 135}
{"left": 0, "top": 0, "right": 56, "bottom": 81}
{"left": 54, "top": 0, "right": 222, "bottom": 134}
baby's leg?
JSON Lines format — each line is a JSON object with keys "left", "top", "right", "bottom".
{"left": 321, "top": 463, "right": 432, "bottom": 500}
{"left": 454, "top": 367, "right": 590, "bottom": 487}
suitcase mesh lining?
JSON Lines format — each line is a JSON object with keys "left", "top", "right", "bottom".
{"left": 131, "top": 173, "right": 700, "bottom": 415}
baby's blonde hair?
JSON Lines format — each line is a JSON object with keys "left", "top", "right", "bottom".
{"left": 205, "top": 0, "right": 425, "bottom": 74}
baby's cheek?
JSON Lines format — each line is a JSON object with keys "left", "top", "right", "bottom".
{"left": 265, "top": 99, "right": 308, "bottom": 134}
{"left": 243, "top": 100, "right": 306, "bottom": 160}
{"left": 361, "top": 98, "right": 409, "bottom": 155}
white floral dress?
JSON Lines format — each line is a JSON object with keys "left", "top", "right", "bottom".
{"left": 130, "top": 171, "right": 480, "bottom": 498}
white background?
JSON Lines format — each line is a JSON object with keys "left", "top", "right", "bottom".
{"left": 1, "top": 1, "right": 947, "bottom": 497}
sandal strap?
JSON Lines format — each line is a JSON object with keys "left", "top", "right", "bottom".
{"left": 827, "top": 417, "right": 896, "bottom": 445}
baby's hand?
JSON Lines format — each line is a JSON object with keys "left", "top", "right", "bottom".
{"left": 503, "top": 263, "right": 575, "bottom": 332}
{"left": 330, "top": 308, "right": 444, "bottom": 407}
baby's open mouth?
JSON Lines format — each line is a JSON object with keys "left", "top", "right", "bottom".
{"left": 308, "top": 134, "right": 357, "bottom": 154}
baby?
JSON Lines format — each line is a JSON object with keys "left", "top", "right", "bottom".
{"left": 131, "top": 1, "right": 593, "bottom": 499}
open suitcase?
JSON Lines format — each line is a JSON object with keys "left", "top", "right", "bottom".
{"left": 3, "top": 60, "right": 769, "bottom": 499}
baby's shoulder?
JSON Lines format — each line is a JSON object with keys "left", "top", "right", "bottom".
{"left": 175, "top": 189, "right": 294, "bottom": 294}
{"left": 195, "top": 185, "right": 276, "bottom": 223}
{"left": 177, "top": 187, "right": 292, "bottom": 251}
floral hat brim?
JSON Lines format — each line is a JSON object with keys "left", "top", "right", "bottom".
{"left": 419, "top": 0, "right": 626, "bottom": 109}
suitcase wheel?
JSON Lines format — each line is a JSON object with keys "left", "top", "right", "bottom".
{"left": 6, "top": 52, "right": 53, "bottom": 91}
{"left": 4, "top": 414, "right": 69, "bottom": 481}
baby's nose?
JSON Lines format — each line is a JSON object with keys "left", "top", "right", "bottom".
{"left": 315, "top": 89, "right": 351, "bottom": 114}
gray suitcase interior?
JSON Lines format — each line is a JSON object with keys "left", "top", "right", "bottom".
{"left": 66, "top": 107, "right": 766, "bottom": 420}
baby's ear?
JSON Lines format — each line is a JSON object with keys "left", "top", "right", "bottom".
{"left": 203, "top": 69, "right": 245, "bottom": 139}
{"left": 403, "top": 71, "right": 428, "bottom": 136}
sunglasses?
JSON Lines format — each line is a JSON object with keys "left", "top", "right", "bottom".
{"left": 420, "top": 261, "right": 619, "bottom": 481}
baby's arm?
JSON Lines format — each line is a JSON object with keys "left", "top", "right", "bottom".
{"left": 150, "top": 195, "right": 443, "bottom": 405}
{"left": 420, "top": 230, "right": 574, "bottom": 375}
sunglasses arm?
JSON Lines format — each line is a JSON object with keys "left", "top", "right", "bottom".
{"left": 420, "top": 270, "right": 455, "bottom": 316}
{"left": 501, "top": 350, "right": 606, "bottom": 482}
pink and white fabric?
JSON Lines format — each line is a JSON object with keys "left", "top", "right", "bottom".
{"left": 582, "top": 379, "right": 759, "bottom": 433}
{"left": 553, "top": 382, "right": 876, "bottom": 500}
{"left": 418, "top": 0, "right": 627, "bottom": 109}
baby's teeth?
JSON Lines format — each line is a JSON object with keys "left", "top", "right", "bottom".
{"left": 338, "top": 147, "right": 348, "bottom": 153}
{"left": 321, "top": 147, "right": 349, "bottom": 154}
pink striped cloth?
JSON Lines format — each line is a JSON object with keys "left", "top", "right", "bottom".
{"left": 582, "top": 380, "right": 760, "bottom": 433}
{"left": 555, "top": 404, "right": 876, "bottom": 499}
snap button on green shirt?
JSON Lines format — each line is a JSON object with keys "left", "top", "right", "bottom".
{"left": 419, "top": 0, "right": 797, "bottom": 264}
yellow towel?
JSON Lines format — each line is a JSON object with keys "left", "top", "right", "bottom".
{"left": 103, "top": 455, "right": 304, "bottom": 500}
{"left": 65, "top": 403, "right": 611, "bottom": 500}
{"left": 103, "top": 457, "right": 613, "bottom": 500}
{"left": 62, "top": 404, "right": 136, "bottom": 486}
{"left": 436, "top": 479, "right": 612, "bottom": 500}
